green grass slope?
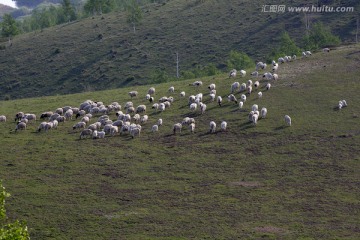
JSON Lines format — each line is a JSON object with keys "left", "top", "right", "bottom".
{"left": 0, "top": 0, "right": 359, "bottom": 99}
{"left": 0, "top": 44, "right": 359, "bottom": 239}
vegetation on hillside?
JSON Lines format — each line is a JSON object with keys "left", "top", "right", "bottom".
{"left": 0, "top": 181, "right": 29, "bottom": 239}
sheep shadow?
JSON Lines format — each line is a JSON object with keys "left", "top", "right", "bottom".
{"left": 274, "top": 125, "right": 288, "bottom": 131}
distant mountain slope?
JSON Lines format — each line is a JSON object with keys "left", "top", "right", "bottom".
{"left": 0, "top": 3, "right": 15, "bottom": 17}
{"left": 0, "top": 0, "right": 359, "bottom": 99}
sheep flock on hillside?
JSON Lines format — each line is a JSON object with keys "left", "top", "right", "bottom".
{"left": 0, "top": 50, "right": 346, "bottom": 139}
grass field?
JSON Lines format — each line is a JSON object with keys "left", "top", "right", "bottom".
{"left": 0, "top": 44, "right": 360, "bottom": 239}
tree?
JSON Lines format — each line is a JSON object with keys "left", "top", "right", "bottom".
{"left": 302, "top": 22, "right": 341, "bottom": 51}
{"left": 1, "top": 14, "right": 19, "bottom": 38}
{"left": 126, "top": 0, "right": 143, "bottom": 33}
{"left": 84, "top": 0, "right": 115, "bottom": 15}
{"left": 267, "top": 31, "right": 301, "bottom": 62}
{"left": 0, "top": 181, "right": 30, "bottom": 239}
{"left": 226, "top": 50, "right": 254, "bottom": 71}
{"left": 62, "top": 0, "right": 77, "bottom": 22}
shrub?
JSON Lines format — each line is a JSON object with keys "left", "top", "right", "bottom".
{"left": 226, "top": 50, "right": 254, "bottom": 71}
{"left": 302, "top": 22, "right": 341, "bottom": 51}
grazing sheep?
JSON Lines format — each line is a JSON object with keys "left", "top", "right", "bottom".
{"left": 128, "top": 91, "right": 138, "bottom": 99}
{"left": 152, "top": 124, "right": 159, "bottom": 132}
{"left": 231, "top": 82, "right": 240, "bottom": 93}
{"left": 15, "top": 112, "right": 25, "bottom": 122}
{"left": 190, "top": 103, "right": 197, "bottom": 112}
{"left": 228, "top": 94, "right": 238, "bottom": 104}
{"left": 252, "top": 104, "right": 259, "bottom": 112}
{"left": 146, "top": 94, "right": 151, "bottom": 100}
{"left": 157, "top": 118, "right": 163, "bottom": 126}
{"left": 258, "top": 92, "right": 263, "bottom": 99}
{"left": 254, "top": 81, "right": 260, "bottom": 88}
{"left": 112, "top": 120, "right": 124, "bottom": 127}
{"left": 158, "top": 103, "right": 166, "bottom": 112}
{"left": 126, "top": 106, "right": 135, "bottom": 114}
{"left": 136, "top": 105, "right": 147, "bottom": 114}
{"left": 40, "top": 111, "right": 53, "bottom": 120}
{"left": 64, "top": 109, "right": 73, "bottom": 121}
{"left": 80, "top": 129, "right": 93, "bottom": 139}
{"left": 182, "top": 117, "right": 195, "bottom": 126}
{"left": 189, "top": 81, "right": 203, "bottom": 87}
{"left": 251, "top": 71, "right": 259, "bottom": 77}
{"left": 81, "top": 116, "right": 90, "bottom": 124}
{"left": 55, "top": 108, "right": 63, "bottom": 115}
{"left": 152, "top": 103, "right": 159, "bottom": 111}
{"left": 110, "top": 126, "right": 119, "bottom": 136}
{"left": 124, "top": 101, "right": 133, "bottom": 109}
{"left": 130, "top": 127, "right": 141, "bottom": 138}
{"left": 248, "top": 111, "right": 255, "bottom": 122}
{"left": 173, "top": 123, "right": 182, "bottom": 134}
{"left": 149, "top": 97, "right": 154, "bottom": 103}
{"left": 208, "top": 83, "right": 216, "bottom": 90}
{"left": 240, "top": 70, "right": 246, "bottom": 77}
{"left": 338, "top": 100, "right": 347, "bottom": 110}
{"left": 263, "top": 72, "right": 273, "bottom": 80}
{"left": 221, "top": 121, "right": 227, "bottom": 131}
{"left": 133, "top": 114, "right": 141, "bottom": 123}
{"left": 189, "top": 123, "right": 196, "bottom": 133}
{"left": 200, "top": 102, "right": 207, "bottom": 114}
{"left": 209, "top": 121, "right": 216, "bottom": 133}
{"left": 241, "top": 94, "right": 247, "bottom": 102}
{"left": 256, "top": 62, "right": 266, "bottom": 71}
{"left": 236, "top": 83, "right": 244, "bottom": 93}
{"left": 0, "top": 115, "right": 6, "bottom": 122}
{"left": 252, "top": 113, "right": 259, "bottom": 125}
{"left": 97, "top": 131, "right": 105, "bottom": 139}
{"left": 15, "top": 122, "right": 26, "bottom": 131}
{"left": 278, "top": 57, "right": 285, "bottom": 64}
{"left": 266, "top": 83, "right": 271, "bottom": 90}
{"left": 37, "top": 122, "right": 47, "bottom": 132}
{"left": 239, "top": 101, "right": 244, "bottom": 109}
{"left": 148, "top": 87, "right": 156, "bottom": 95}
{"left": 229, "top": 69, "right": 237, "bottom": 78}
{"left": 23, "top": 113, "right": 37, "bottom": 122}
{"left": 164, "top": 101, "right": 171, "bottom": 109}
{"left": 20, "top": 118, "right": 28, "bottom": 124}
{"left": 305, "top": 51, "right": 312, "bottom": 56}
{"left": 180, "top": 91, "right": 186, "bottom": 97}
{"left": 92, "top": 130, "right": 98, "bottom": 139}
{"left": 168, "top": 86, "right": 175, "bottom": 93}
{"left": 323, "top": 48, "right": 330, "bottom": 52}
{"left": 272, "top": 64, "right": 279, "bottom": 72}
{"left": 73, "top": 121, "right": 86, "bottom": 130}
{"left": 261, "top": 107, "right": 267, "bottom": 118}
{"left": 272, "top": 73, "right": 279, "bottom": 81}
{"left": 247, "top": 79, "right": 253, "bottom": 87}
{"left": 217, "top": 96, "right": 223, "bottom": 107}
{"left": 292, "top": 55, "right": 297, "bottom": 60}
{"left": 247, "top": 85, "right": 253, "bottom": 95}
{"left": 140, "top": 115, "right": 149, "bottom": 124}
{"left": 284, "top": 115, "right": 292, "bottom": 126}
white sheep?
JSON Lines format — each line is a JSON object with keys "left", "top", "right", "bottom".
{"left": 241, "top": 94, "right": 246, "bottom": 102}
{"left": 189, "top": 123, "right": 196, "bottom": 133}
{"left": 152, "top": 124, "right": 159, "bottom": 132}
{"left": 158, "top": 103, "right": 166, "bottom": 112}
{"left": 146, "top": 94, "right": 151, "bottom": 100}
{"left": 240, "top": 70, "right": 246, "bottom": 77}
{"left": 208, "top": 83, "right": 216, "bottom": 91}
{"left": 189, "top": 81, "right": 203, "bottom": 87}
{"left": 133, "top": 114, "right": 141, "bottom": 123}
{"left": 130, "top": 127, "right": 141, "bottom": 138}
{"left": 110, "top": 126, "right": 119, "bottom": 136}
{"left": 261, "top": 107, "right": 267, "bottom": 118}
{"left": 152, "top": 103, "right": 159, "bottom": 112}
{"left": 272, "top": 64, "right": 279, "bottom": 72}
{"left": 263, "top": 72, "right": 273, "bottom": 80}
{"left": 258, "top": 92, "right": 263, "bottom": 99}
{"left": 209, "top": 121, "right": 216, "bottom": 133}
{"left": 148, "top": 87, "right": 156, "bottom": 95}
{"left": 79, "top": 129, "right": 93, "bottom": 139}
{"left": 266, "top": 83, "right": 271, "bottom": 90}
{"left": 37, "top": 121, "right": 47, "bottom": 132}
{"left": 278, "top": 57, "right": 285, "bottom": 64}
{"left": 128, "top": 91, "right": 138, "bottom": 99}
{"left": 23, "top": 113, "right": 37, "bottom": 122}
{"left": 305, "top": 51, "right": 312, "bottom": 56}
{"left": 239, "top": 101, "right": 244, "bottom": 109}
{"left": 252, "top": 113, "right": 259, "bottom": 125}
{"left": 209, "top": 93, "right": 216, "bottom": 102}
{"left": 272, "top": 73, "right": 279, "bottom": 81}
{"left": 180, "top": 91, "right": 186, "bottom": 97}
{"left": 221, "top": 121, "right": 227, "bottom": 131}
{"left": 228, "top": 94, "right": 238, "bottom": 104}
{"left": 182, "top": 117, "right": 195, "bottom": 126}
{"left": 97, "top": 131, "right": 105, "bottom": 139}
{"left": 231, "top": 82, "right": 240, "bottom": 93}
{"left": 254, "top": 81, "right": 260, "bottom": 88}
{"left": 15, "top": 122, "right": 26, "bottom": 131}
{"left": 65, "top": 109, "right": 74, "bottom": 120}
{"left": 252, "top": 104, "right": 259, "bottom": 112}
{"left": 247, "top": 85, "right": 253, "bottom": 95}
{"left": 0, "top": 115, "right": 6, "bottom": 122}
{"left": 251, "top": 71, "right": 259, "bottom": 78}
{"left": 73, "top": 121, "right": 86, "bottom": 130}
{"left": 292, "top": 55, "right": 297, "bottom": 60}
{"left": 284, "top": 115, "right": 291, "bottom": 126}
{"left": 200, "top": 102, "right": 207, "bottom": 114}
{"left": 15, "top": 112, "right": 25, "bottom": 122}
{"left": 247, "top": 79, "right": 253, "bottom": 87}
{"left": 229, "top": 69, "right": 237, "bottom": 78}
{"left": 173, "top": 123, "right": 182, "bottom": 134}
{"left": 126, "top": 106, "right": 135, "bottom": 114}
{"left": 168, "top": 86, "right": 175, "bottom": 93}
{"left": 157, "top": 118, "right": 163, "bottom": 126}
{"left": 323, "top": 48, "right": 330, "bottom": 52}
{"left": 92, "top": 130, "right": 98, "bottom": 139}
{"left": 140, "top": 115, "right": 149, "bottom": 124}
{"left": 217, "top": 96, "right": 223, "bottom": 107}
{"left": 190, "top": 103, "right": 197, "bottom": 112}
{"left": 136, "top": 105, "right": 147, "bottom": 114}
{"left": 239, "top": 83, "right": 247, "bottom": 92}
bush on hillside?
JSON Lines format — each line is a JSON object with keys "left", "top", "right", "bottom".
{"left": 226, "top": 50, "right": 254, "bottom": 71}
{"left": 266, "top": 31, "right": 301, "bottom": 63}
{"left": 302, "top": 22, "right": 341, "bottom": 51}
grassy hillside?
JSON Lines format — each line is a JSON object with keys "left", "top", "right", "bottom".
{"left": 0, "top": 0, "right": 359, "bottom": 99}
{"left": 0, "top": 44, "right": 359, "bottom": 239}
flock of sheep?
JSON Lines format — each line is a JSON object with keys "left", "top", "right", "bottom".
{"left": 1, "top": 49, "right": 343, "bottom": 140}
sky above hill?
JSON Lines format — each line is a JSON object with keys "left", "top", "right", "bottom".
{"left": 0, "top": 0, "right": 17, "bottom": 8}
